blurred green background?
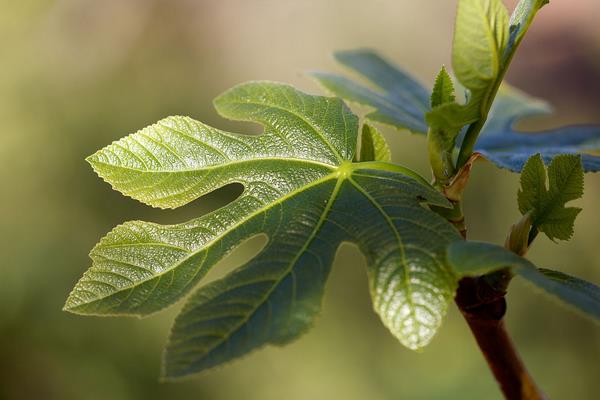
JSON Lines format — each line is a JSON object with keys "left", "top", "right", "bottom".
{"left": 1, "top": 1, "right": 599, "bottom": 399}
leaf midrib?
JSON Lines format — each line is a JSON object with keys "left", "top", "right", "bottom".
{"left": 69, "top": 172, "right": 340, "bottom": 315}
{"left": 535, "top": 162, "right": 580, "bottom": 226}
{"left": 88, "top": 156, "right": 336, "bottom": 174}
{"left": 170, "top": 176, "right": 346, "bottom": 369}
{"left": 347, "top": 177, "right": 417, "bottom": 329}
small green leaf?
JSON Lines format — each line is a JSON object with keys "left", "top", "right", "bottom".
{"left": 430, "top": 66, "right": 456, "bottom": 108}
{"left": 503, "top": 0, "right": 550, "bottom": 64}
{"left": 504, "top": 212, "right": 533, "bottom": 256}
{"left": 518, "top": 154, "right": 584, "bottom": 241}
{"left": 447, "top": 241, "right": 600, "bottom": 322}
{"left": 66, "top": 81, "right": 462, "bottom": 378}
{"left": 426, "top": 68, "right": 474, "bottom": 184}
{"left": 360, "top": 124, "right": 391, "bottom": 162}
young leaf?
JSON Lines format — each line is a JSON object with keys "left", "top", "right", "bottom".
{"left": 311, "top": 49, "right": 430, "bottom": 134}
{"left": 474, "top": 86, "right": 600, "bottom": 172}
{"left": 447, "top": 241, "right": 600, "bottom": 322}
{"left": 430, "top": 66, "right": 456, "bottom": 108}
{"left": 65, "top": 82, "right": 462, "bottom": 378}
{"left": 452, "top": 0, "right": 509, "bottom": 96}
{"left": 360, "top": 123, "right": 391, "bottom": 162}
{"left": 312, "top": 1, "right": 551, "bottom": 170}
{"left": 503, "top": 0, "right": 550, "bottom": 64}
{"left": 426, "top": 68, "right": 468, "bottom": 184}
{"left": 453, "top": 0, "right": 548, "bottom": 167}
{"left": 518, "top": 154, "right": 584, "bottom": 241}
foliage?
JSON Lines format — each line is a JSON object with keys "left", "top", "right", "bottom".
{"left": 518, "top": 154, "right": 583, "bottom": 241}
{"left": 65, "top": 82, "right": 461, "bottom": 378}
{"left": 311, "top": 50, "right": 430, "bottom": 134}
{"left": 359, "top": 124, "right": 391, "bottom": 162}
{"left": 447, "top": 241, "right": 600, "bottom": 321}
{"left": 65, "top": 0, "right": 600, "bottom": 388}
{"left": 474, "top": 87, "right": 600, "bottom": 172}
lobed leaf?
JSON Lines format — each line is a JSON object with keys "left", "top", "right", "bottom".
{"left": 66, "top": 81, "right": 462, "bottom": 378}
{"left": 313, "top": 49, "right": 600, "bottom": 174}
{"left": 85, "top": 83, "right": 351, "bottom": 209}
{"left": 474, "top": 86, "right": 600, "bottom": 172}
{"left": 447, "top": 241, "right": 600, "bottom": 322}
{"left": 312, "top": 1, "right": 552, "bottom": 170}
{"left": 517, "top": 154, "right": 583, "bottom": 241}
{"left": 165, "top": 167, "right": 459, "bottom": 376}
{"left": 311, "top": 50, "right": 430, "bottom": 134}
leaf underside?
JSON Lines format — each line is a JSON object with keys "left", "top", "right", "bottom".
{"left": 313, "top": 50, "right": 600, "bottom": 173}
{"left": 65, "top": 81, "right": 460, "bottom": 378}
{"left": 474, "top": 87, "right": 600, "bottom": 172}
{"left": 311, "top": 49, "right": 430, "bottom": 134}
{"left": 447, "top": 241, "right": 600, "bottom": 323}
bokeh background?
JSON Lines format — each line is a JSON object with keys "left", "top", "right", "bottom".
{"left": 1, "top": 0, "right": 599, "bottom": 399}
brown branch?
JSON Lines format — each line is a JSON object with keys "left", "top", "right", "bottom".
{"left": 437, "top": 153, "right": 545, "bottom": 398}
{"left": 455, "top": 276, "right": 546, "bottom": 400}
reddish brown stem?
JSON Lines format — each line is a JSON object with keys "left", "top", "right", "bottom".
{"left": 438, "top": 154, "right": 544, "bottom": 398}
{"left": 455, "top": 277, "right": 546, "bottom": 400}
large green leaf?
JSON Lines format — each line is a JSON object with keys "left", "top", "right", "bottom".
{"left": 447, "top": 241, "right": 600, "bottom": 322}
{"left": 312, "top": 49, "right": 600, "bottom": 173}
{"left": 65, "top": 82, "right": 461, "bottom": 378}
{"left": 474, "top": 86, "right": 600, "bottom": 172}
{"left": 311, "top": 1, "right": 551, "bottom": 170}
{"left": 518, "top": 154, "right": 583, "bottom": 241}
{"left": 311, "top": 50, "right": 430, "bottom": 134}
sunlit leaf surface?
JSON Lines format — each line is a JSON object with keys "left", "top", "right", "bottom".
{"left": 65, "top": 82, "right": 460, "bottom": 378}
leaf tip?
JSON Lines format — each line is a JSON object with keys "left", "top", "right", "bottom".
{"left": 333, "top": 48, "right": 375, "bottom": 63}
{"left": 62, "top": 287, "right": 91, "bottom": 315}
{"left": 62, "top": 296, "right": 83, "bottom": 315}
{"left": 85, "top": 152, "right": 99, "bottom": 168}
{"left": 61, "top": 302, "right": 73, "bottom": 313}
